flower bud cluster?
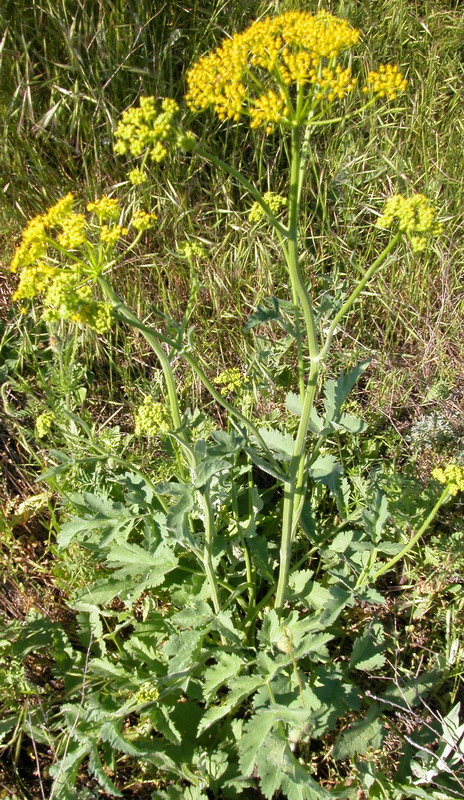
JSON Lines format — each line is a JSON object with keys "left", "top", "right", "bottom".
{"left": 178, "top": 240, "right": 208, "bottom": 259}
{"left": 363, "top": 64, "right": 407, "bottom": 100}
{"left": 249, "top": 192, "right": 287, "bottom": 223}
{"left": 127, "top": 168, "right": 147, "bottom": 185}
{"left": 134, "top": 396, "right": 170, "bottom": 436}
{"left": 132, "top": 682, "right": 159, "bottom": 705}
{"left": 213, "top": 368, "right": 245, "bottom": 395}
{"left": 100, "top": 224, "right": 128, "bottom": 244}
{"left": 376, "top": 194, "right": 442, "bottom": 252}
{"left": 87, "top": 196, "right": 121, "bottom": 220}
{"left": 114, "top": 97, "right": 181, "bottom": 163}
{"left": 35, "top": 411, "right": 55, "bottom": 439}
{"left": 432, "top": 464, "right": 464, "bottom": 496}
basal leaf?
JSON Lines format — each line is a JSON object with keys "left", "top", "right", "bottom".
{"left": 203, "top": 652, "right": 243, "bottom": 702}
{"left": 333, "top": 705, "right": 385, "bottom": 760}
{"left": 88, "top": 743, "right": 123, "bottom": 796}
{"left": 350, "top": 622, "right": 386, "bottom": 672}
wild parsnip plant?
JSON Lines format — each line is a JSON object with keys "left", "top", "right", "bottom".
{"left": 6, "top": 10, "right": 464, "bottom": 800}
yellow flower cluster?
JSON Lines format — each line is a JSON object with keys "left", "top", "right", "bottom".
{"left": 363, "top": 64, "right": 407, "bottom": 100}
{"left": 249, "top": 192, "right": 287, "bottom": 223}
{"left": 432, "top": 464, "right": 464, "bottom": 496}
{"left": 134, "top": 397, "right": 170, "bottom": 436}
{"left": 114, "top": 97, "right": 180, "bottom": 163}
{"left": 376, "top": 194, "right": 442, "bottom": 252}
{"left": 128, "top": 168, "right": 147, "bottom": 185}
{"left": 35, "top": 411, "right": 55, "bottom": 439}
{"left": 100, "top": 224, "right": 128, "bottom": 244}
{"left": 56, "top": 213, "right": 86, "bottom": 248}
{"left": 10, "top": 194, "right": 118, "bottom": 333}
{"left": 132, "top": 210, "right": 157, "bottom": 232}
{"left": 213, "top": 367, "right": 245, "bottom": 395}
{"left": 185, "top": 11, "right": 360, "bottom": 130}
{"left": 178, "top": 240, "right": 208, "bottom": 259}
{"left": 10, "top": 193, "right": 83, "bottom": 273}
{"left": 87, "top": 196, "right": 121, "bottom": 220}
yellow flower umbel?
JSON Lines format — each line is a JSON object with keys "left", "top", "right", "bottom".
{"left": 432, "top": 464, "right": 464, "bottom": 497}
{"left": 185, "top": 11, "right": 361, "bottom": 131}
{"left": 134, "top": 397, "right": 170, "bottom": 436}
{"left": 8, "top": 193, "right": 131, "bottom": 333}
{"left": 132, "top": 211, "right": 157, "bottom": 232}
{"left": 363, "top": 64, "right": 407, "bottom": 100}
{"left": 249, "top": 192, "right": 287, "bottom": 223}
{"left": 114, "top": 97, "right": 180, "bottom": 163}
{"left": 213, "top": 368, "right": 245, "bottom": 395}
{"left": 376, "top": 193, "right": 443, "bottom": 252}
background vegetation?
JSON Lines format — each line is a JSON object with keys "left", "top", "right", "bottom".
{"left": 0, "top": 0, "right": 463, "bottom": 797}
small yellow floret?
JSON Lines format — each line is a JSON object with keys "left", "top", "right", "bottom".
{"left": 213, "top": 368, "right": 245, "bottom": 395}
{"left": 87, "top": 196, "right": 121, "bottom": 220}
{"left": 128, "top": 168, "right": 147, "bottom": 185}
{"left": 132, "top": 210, "right": 157, "bottom": 232}
{"left": 432, "top": 464, "right": 464, "bottom": 496}
{"left": 100, "top": 225, "right": 128, "bottom": 244}
{"left": 134, "top": 397, "right": 170, "bottom": 436}
{"left": 249, "top": 192, "right": 287, "bottom": 223}
{"left": 114, "top": 97, "right": 180, "bottom": 163}
{"left": 185, "top": 11, "right": 360, "bottom": 130}
{"left": 35, "top": 411, "right": 55, "bottom": 439}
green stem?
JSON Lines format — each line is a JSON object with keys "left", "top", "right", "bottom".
{"left": 200, "top": 484, "right": 222, "bottom": 614}
{"left": 275, "top": 127, "right": 321, "bottom": 611}
{"left": 320, "top": 232, "right": 402, "bottom": 360}
{"left": 369, "top": 487, "right": 449, "bottom": 583}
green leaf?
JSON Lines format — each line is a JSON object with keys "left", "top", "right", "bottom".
{"left": 100, "top": 720, "right": 146, "bottom": 757}
{"left": 333, "top": 705, "right": 385, "bottom": 759}
{"left": 254, "top": 427, "right": 295, "bottom": 460}
{"left": 322, "top": 359, "right": 371, "bottom": 424}
{"left": 350, "top": 622, "right": 386, "bottom": 672}
{"left": 285, "top": 393, "right": 324, "bottom": 432}
{"left": 244, "top": 446, "right": 287, "bottom": 481}
{"left": 50, "top": 744, "right": 91, "bottom": 799}
{"left": 88, "top": 743, "right": 123, "bottom": 796}
{"left": 203, "top": 652, "right": 243, "bottom": 702}
{"left": 335, "top": 412, "right": 367, "bottom": 434}
{"left": 198, "top": 675, "right": 264, "bottom": 734}
{"left": 308, "top": 453, "right": 343, "bottom": 496}
{"left": 245, "top": 296, "right": 280, "bottom": 331}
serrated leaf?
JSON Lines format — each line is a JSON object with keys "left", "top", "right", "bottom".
{"left": 308, "top": 454, "right": 343, "bottom": 496}
{"left": 335, "top": 412, "right": 367, "bottom": 434}
{"left": 285, "top": 393, "right": 324, "bottom": 432}
{"left": 100, "top": 720, "right": 146, "bottom": 757}
{"left": 203, "top": 652, "right": 243, "bottom": 702}
{"left": 244, "top": 296, "right": 280, "bottom": 331}
{"left": 244, "top": 446, "right": 287, "bottom": 481}
{"left": 88, "top": 744, "right": 123, "bottom": 796}
{"left": 255, "top": 427, "right": 295, "bottom": 459}
{"left": 198, "top": 675, "right": 264, "bottom": 734}
{"left": 333, "top": 706, "right": 385, "bottom": 759}
{"left": 350, "top": 622, "right": 386, "bottom": 672}
{"left": 322, "top": 360, "right": 371, "bottom": 424}
{"left": 362, "top": 489, "right": 390, "bottom": 541}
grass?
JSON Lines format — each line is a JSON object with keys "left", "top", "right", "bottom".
{"left": 1, "top": 0, "right": 464, "bottom": 797}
